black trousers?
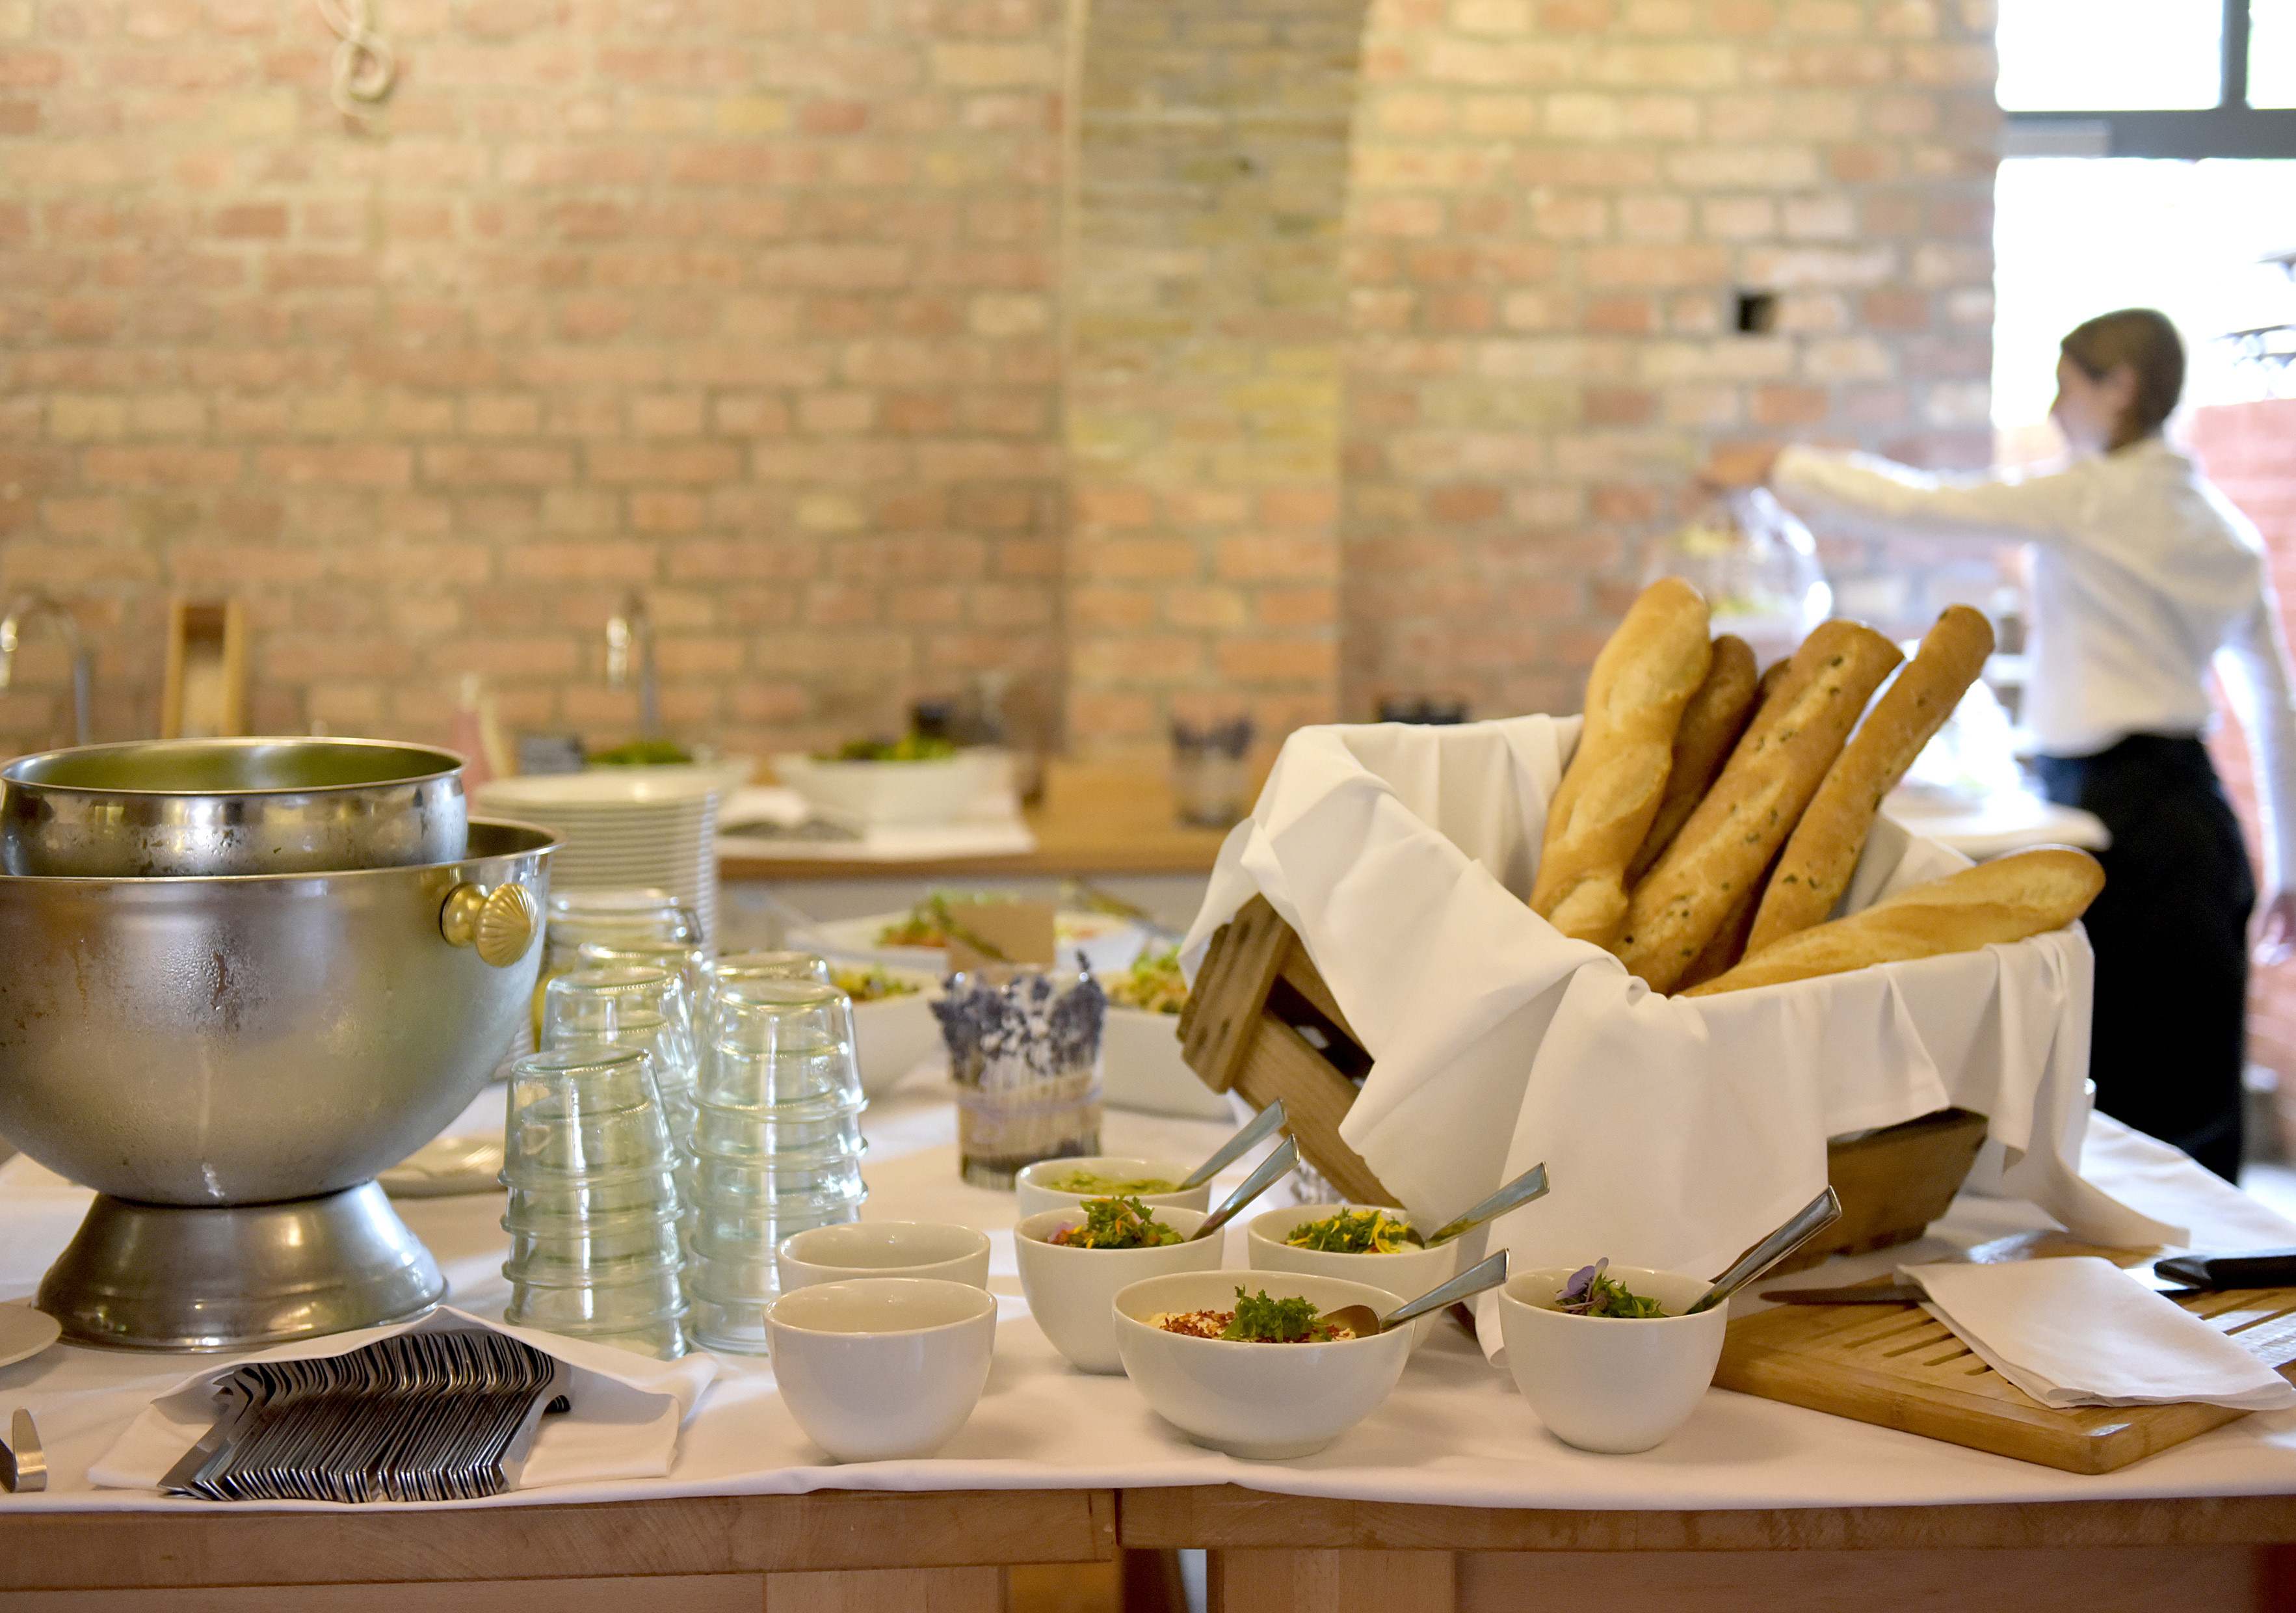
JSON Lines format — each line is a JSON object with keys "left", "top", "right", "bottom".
{"left": 2033, "top": 735, "right": 2254, "bottom": 1182}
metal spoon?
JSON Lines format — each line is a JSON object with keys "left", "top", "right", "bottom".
{"left": 1320, "top": 1250, "right": 1511, "bottom": 1338}
{"left": 1186, "top": 1136, "right": 1299, "bottom": 1242}
{"left": 0, "top": 1408, "right": 45, "bottom": 1494}
{"left": 1174, "top": 1098, "right": 1288, "bottom": 1192}
{"left": 1682, "top": 1186, "right": 1843, "bottom": 1315}
{"left": 1414, "top": 1161, "right": 1550, "bottom": 1247}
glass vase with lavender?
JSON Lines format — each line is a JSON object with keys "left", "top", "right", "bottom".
{"left": 933, "top": 967, "right": 1107, "bottom": 1189}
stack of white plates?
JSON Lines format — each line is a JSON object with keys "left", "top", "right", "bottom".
{"left": 474, "top": 770, "right": 722, "bottom": 942}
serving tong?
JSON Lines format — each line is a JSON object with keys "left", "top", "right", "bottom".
{"left": 162, "top": 1330, "right": 569, "bottom": 1503}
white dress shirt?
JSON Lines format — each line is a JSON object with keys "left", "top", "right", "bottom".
{"left": 1771, "top": 438, "right": 2296, "bottom": 890}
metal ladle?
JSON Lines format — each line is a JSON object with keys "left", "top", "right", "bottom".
{"left": 1683, "top": 1186, "right": 1843, "bottom": 1315}
{"left": 1174, "top": 1099, "right": 1288, "bottom": 1192}
{"left": 1186, "top": 1136, "right": 1299, "bottom": 1242}
{"left": 1319, "top": 1250, "right": 1511, "bottom": 1339}
{"left": 1409, "top": 1161, "right": 1550, "bottom": 1247}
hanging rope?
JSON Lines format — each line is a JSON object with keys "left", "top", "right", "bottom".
{"left": 314, "top": 0, "right": 396, "bottom": 120}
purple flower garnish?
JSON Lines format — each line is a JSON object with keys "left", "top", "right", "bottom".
{"left": 1558, "top": 1257, "right": 1608, "bottom": 1313}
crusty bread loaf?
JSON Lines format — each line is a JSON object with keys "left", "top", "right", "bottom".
{"left": 1531, "top": 578, "right": 1713, "bottom": 948}
{"left": 1613, "top": 619, "right": 1903, "bottom": 993}
{"left": 1680, "top": 846, "right": 2105, "bottom": 996}
{"left": 1744, "top": 605, "right": 1996, "bottom": 954}
{"left": 1625, "top": 633, "right": 1759, "bottom": 886}
{"left": 1673, "top": 848, "right": 1776, "bottom": 991}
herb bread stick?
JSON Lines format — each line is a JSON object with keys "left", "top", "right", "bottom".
{"left": 1680, "top": 846, "right": 2105, "bottom": 996}
{"left": 1530, "top": 578, "right": 1713, "bottom": 948}
{"left": 1613, "top": 619, "right": 1903, "bottom": 993}
{"left": 1625, "top": 633, "right": 1760, "bottom": 886}
{"left": 1745, "top": 604, "right": 1996, "bottom": 953}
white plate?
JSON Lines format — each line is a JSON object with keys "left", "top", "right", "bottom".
{"left": 0, "top": 1301, "right": 61, "bottom": 1369}
{"left": 378, "top": 1135, "right": 507, "bottom": 1198}
{"left": 808, "top": 910, "right": 1148, "bottom": 974}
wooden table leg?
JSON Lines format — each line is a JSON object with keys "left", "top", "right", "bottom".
{"left": 1207, "top": 1549, "right": 1455, "bottom": 1613}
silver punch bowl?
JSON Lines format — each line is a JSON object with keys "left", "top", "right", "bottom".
{"left": 1, "top": 736, "right": 468, "bottom": 877}
{"left": 0, "top": 818, "right": 554, "bottom": 1350}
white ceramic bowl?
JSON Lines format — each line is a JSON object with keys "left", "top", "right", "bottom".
{"left": 1014, "top": 1206, "right": 1224, "bottom": 1373}
{"left": 1013, "top": 1156, "right": 1211, "bottom": 1220}
{"left": 1245, "top": 1205, "right": 1463, "bottom": 1351}
{"left": 1496, "top": 1265, "right": 1726, "bottom": 1454}
{"left": 1111, "top": 1268, "right": 1412, "bottom": 1460}
{"left": 841, "top": 966, "right": 944, "bottom": 1097}
{"left": 772, "top": 753, "right": 986, "bottom": 828}
{"left": 1102, "top": 1006, "right": 1232, "bottom": 1121}
{"left": 764, "top": 1277, "right": 999, "bottom": 1461}
{"left": 776, "top": 1221, "right": 993, "bottom": 1291}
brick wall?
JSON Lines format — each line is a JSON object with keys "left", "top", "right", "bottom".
{"left": 2192, "top": 398, "right": 2296, "bottom": 1143}
{"left": 1338, "top": 0, "right": 2001, "bottom": 721}
{"left": 1064, "top": 0, "right": 1364, "bottom": 762}
{"left": 0, "top": 1, "right": 2006, "bottom": 764}
{"left": 0, "top": 0, "right": 1070, "bottom": 758}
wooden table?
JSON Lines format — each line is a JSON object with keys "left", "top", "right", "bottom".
{"left": 7, "top": 1484, "right": 2295, "bottom": 1612}
{"left": 718, "top": 762, "right": 1237, "bottom": 883}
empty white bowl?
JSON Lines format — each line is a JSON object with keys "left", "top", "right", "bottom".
{"left": 1496, "top": 1265, "right": 1726, "bottom": 1454}
{"left": 1245, "top": 1205, "right": 1462, "bottom": 1351}
{"left": 1111, "top": 1268, "right": 1411, "bottom": 1460}
{"left": 764, "top": 1277, "right": 999, "bottom": 1461}
{"left": 776, "top": 1220, "right": 993, "bottom": 1291}
{"left": 1013, "top": 1156, "right": 1211, "bottom": 1219}
{"left": 1014, "top": 1206, "right": 1224, "bottom": 1374}
{"left": 772, "top": 753, "right": 987, "bottom": 828}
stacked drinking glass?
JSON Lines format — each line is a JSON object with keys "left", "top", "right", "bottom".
{"left": 499, "top": 1045, "right": 688, "bottom": 1359}
{"left": 540, "top": 965, "right": 702, "bottom": 1234}
{"left": 684, "top": 978, "right": 868, "bottom": 1354}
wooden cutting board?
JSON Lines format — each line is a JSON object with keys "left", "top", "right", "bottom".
{"left": 1714, "top": 1233, "right": 2296, "bottom": 1474}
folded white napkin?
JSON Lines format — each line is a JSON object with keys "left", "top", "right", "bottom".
{"left": 89, "top": 1307, "right": 718, "bottom": 1495}
{"left": 1901, "top": 1258, "right": 2296, "bottom": 1411}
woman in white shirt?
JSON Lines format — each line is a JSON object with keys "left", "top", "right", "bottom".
{"left": 1708, "top": 308, "right": 2296, "bottom": 1181}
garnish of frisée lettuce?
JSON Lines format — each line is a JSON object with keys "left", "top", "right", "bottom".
{"left": 1221, "top": 1287, "right": 1346, "bottom": 1342}
{"left": 1557, "top": 1258, "right": 1670, "bottom": 1318}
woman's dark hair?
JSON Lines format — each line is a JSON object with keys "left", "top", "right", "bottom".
{"left": 2059, "top": 308, "right": 2184, "bottom": 449}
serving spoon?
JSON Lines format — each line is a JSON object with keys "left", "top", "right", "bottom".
{"left": 1174, "top": 1099, "right": 1288, "bottom": 1192}
{"left": 1408, "top": 1161, "right": 1551, "bottom": 1247}
{"left": 1319, "top": 1251, "right": 1511, "bottom": 1339}
{"left": 1186, "top": 1136, "right": 1299, "bottom": 1242}
{"left": 1682, "top": 1186, "right": 1843, "bottom": 1316}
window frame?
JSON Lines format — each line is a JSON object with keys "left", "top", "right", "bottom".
{"left": 2004, "top": 0, "right": 2296, "bottom": 158}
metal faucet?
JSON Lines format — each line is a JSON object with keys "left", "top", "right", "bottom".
{"left": 605, "top": 589, "right": 661, "bottom": 738}
{"left": 0, "top": 593, "right": 92, "bottom": 746}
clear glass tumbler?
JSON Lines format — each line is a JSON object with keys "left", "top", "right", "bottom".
{"left": 683, "top": 978, "right": 868, "bottom": 1353}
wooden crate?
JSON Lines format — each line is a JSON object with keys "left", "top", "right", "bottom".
{"left": 1177, "top": 894, "right": 1991, "bottom": 1257}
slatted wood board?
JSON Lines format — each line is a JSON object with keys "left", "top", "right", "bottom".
{"left": 1717, "top": 1242, "right": 2296, "bottom": 1474}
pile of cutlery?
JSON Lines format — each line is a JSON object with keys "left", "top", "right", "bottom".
{"left": 162, "top": 1330, "right": 568, "bottom": 1502}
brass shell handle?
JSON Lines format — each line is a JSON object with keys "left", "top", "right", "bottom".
{"left": 440, "top": 881, "right": 540, "bottom": 968}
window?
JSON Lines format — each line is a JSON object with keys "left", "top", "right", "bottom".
{"left": 2001, "top": 0, "right": 2296, "bottom": 157}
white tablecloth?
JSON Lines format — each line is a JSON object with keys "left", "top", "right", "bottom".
{"left": 3, "top": 1079, "right": 2295, "bottom": 1514}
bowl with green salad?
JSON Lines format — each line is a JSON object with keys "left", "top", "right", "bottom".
{"left": 1013, "top": 1154, "right": 1212, "bottom": 1218}
{"left": 1014, "top": 1199, "right": 1222, "bottom": 1373}
{"left": 1497, "top": 1261, "right": 1725, "bottom": 1454}
{"left": 1245, "top": 1203, "right": 1463, "bottom": 1351}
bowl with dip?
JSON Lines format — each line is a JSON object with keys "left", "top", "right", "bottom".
{"left": 1245, "top": 1205, "right": 1462, "bottom": 1351}
{"left": 1496, "top": 1262, "right": 1726, "bottom": 1454}
{"left": 1013, "top": 1156, "right": 1211, "bottom": 1219}
{"left": 1111, "top": 1268, "right": 1411, "bottom": 1460}
{"left": 1014, "top": 1203, "right": 1224, "bottom": 1373}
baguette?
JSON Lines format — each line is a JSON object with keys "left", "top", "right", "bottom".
{"left": 1614, "top": 619, "right": 1903, "bottom": 993}
{"left": 1745, "top": 605, "right": 1996, "bottom": 953}
{"left": 1680, "top": 846, "right": 2105, "bottom": 996}
{"left": 1531, "top": 578, "right": 1713, "bottom": 948}
{"left": 1624, "top": 633, "right": 1759, "bottom": 885}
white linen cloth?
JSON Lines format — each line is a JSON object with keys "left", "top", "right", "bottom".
{"left": 1901, "top": 1257, "right": 2296, "bottom": 1412}
{"left": 1179, "top": 718, "right": 2178, "bottom": 1357}
{"left": 4, "top": 1091, "right": 2295, "bottom": 1514}
{"left": 1773, "top": 439, "right": 2296, "bottom": 887}
{"left": 87, "top": 1306, "right": 717, "bottom": 1494}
